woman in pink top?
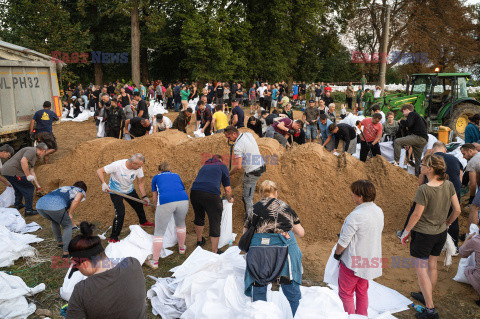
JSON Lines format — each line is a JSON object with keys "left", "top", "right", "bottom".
{"left": 459, "top": 233, "right": 480, "bottom": 307}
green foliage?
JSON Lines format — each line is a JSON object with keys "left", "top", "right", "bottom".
{"left": 0, "top": 0, "right": 366, "bottom": 84}
{"left": 331, "top": 91, "right": 347, "bottom": 103}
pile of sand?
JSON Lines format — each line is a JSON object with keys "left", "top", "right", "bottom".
{"left": 36, "top": 129, "right": 418, "bottom": 241}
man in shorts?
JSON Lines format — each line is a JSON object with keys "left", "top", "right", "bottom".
{"left": 30, "top": 101, "right": 58, "bottom": 163}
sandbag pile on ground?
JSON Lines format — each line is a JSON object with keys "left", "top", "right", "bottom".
{"left": 148, "top": 246, "right": 411, "bottom": 319}
{"left": 35, "top": 129, "right": 418, "bottom": 244}
{"left": 0, "top": 272, "right": 45, "bottom": 319}
{"left": 0, "top": 208, "right": 42, "bottom": 234}
{"left": 0, "top": 224, "right": 43, "bottom": 267}
{"left": 61, "top": 110, "right": 94, "bottom": 122}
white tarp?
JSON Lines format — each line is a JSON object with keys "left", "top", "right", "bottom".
{"left": 148, "top": 246, "right": 412, "bottom": 319}
{"left": 339, "top": 113, "right": 365, "bottom": 128}
{"left": 0, "top": 271, "right": 45, "bottom": 319}
{"left": 0, "top": 224, "right": 43, "bottom": 267}
{"left": 0, "top": 208, "right": 41, "bottom": 234}
{"left": 0, "top": 187, "right": 15, "bottom": 208}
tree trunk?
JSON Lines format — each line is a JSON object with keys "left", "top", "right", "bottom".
{"left": 94, "top": 63, "right": 103, "bottom": 86}
{"left": 140, "top": 47, "right": 148, "bottom": 84}
{"left": 131, "top": 1, "right": 141, "bottom": 86}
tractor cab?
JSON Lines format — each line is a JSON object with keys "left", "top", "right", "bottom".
{"left": 405, "top": 73, "right": 478, "bottom": 137}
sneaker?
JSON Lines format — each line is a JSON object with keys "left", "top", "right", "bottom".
{"left": 14, "top": 203, "right": 25, "bottom": 210}
{"left": 144, "top": 258, "right": 159, "bottom": 269}
{"left": 452, "top": 247, "right": 459, "bottom": 257}
{"left": 216, "top": 248, "right": 224, "bottom": 255}
{"left": 24, "top": 210, "right": 38, "bottom": 217}
{"left": 62, "top": 253, "right": 69, "bottom": 259}
{"left": 415, "top": 308, "right": 439, "bottom": 319}
{"left": 108, "top": 237, "right": 120, "bottom": 243}
{"left": 411, "top": 291, "right": 425, "bottom": 305}
{"left": 197, "top": 237, "right": 206, "bottom": 247}
{"left": 179, "top": 245, "right": 186, "bottom": 255}
{"left": 140, "top": 221, "right": 155, "bottom": 227}
{"left": 396, "top": 230, "right": 403, "bottom": 239}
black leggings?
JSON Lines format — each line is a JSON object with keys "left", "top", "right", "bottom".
{"left": 190, "top": 190, "right": 223, "bottom": 237}
{"left": 110, "top": 189, "right": 147, "bottom": 239}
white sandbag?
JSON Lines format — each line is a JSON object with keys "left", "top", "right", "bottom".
{"left": 59, "top": 265, "right": 87, "bottom": 302}
{"left": 72, "top": 111, "right": 94, "bottom": 122}
{"left": 97, "top": 117, "right": 105, "bottom": 138}
{"left": 243, "top": 301, "right": 284, "bottom": 319}
{"left": 148, "top": 277, "right": 186, "bottom": 318}
{"left": 443, "top": 233, "right": 456, "bottom": 267}
{"left": 0, "top": 271, "right": 45, "bottom": 319}
{"left": 295, "top": 286, "right": 348, "bottom": 319}
{"left": 105, "top": 225, "right": 153, "bottom": 265}
{"left": 339, "top": 113, "right": 365, "bottom": 128}
{"left": 323, "top": 245, "right": 340, "bottom": 286}
{"left": 0, "top": 208, "right": 41, "bottom": 234}
{"left": 193, "top": 129, "right": 205, "bottom": 138}
{"left": 161, "top": 216, "right": 177, "bottom": 258}
{"left": 0, "top": 187, "right": 15, "bottom": 208}
{"left": 454, "top": 224, "right": 479, "bottom": 283}
{"left": 218, "top": 200, "right": 236, "bottom": 249}
{"left": 0, "top": 224, "right": 43, "bottom": 267}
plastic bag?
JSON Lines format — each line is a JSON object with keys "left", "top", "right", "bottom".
{"left": 323, "top": 245, "right": 340, "bottom": 286}
{"left": 193, "top": 129, "right": 205, "bottom": 138}
{"left": 97, "top": 117, "right": 105, "bottom": 138}
{"left": 60, "top": 264, "right": 87, "bottom": 301}
{"left": 218, "top": 200, "right": 236, "bottom": 249}
{"left": 453, "top": 224, "right": 479, "bottom": 283}
{"left": 0, "top": 187, "right": 15, "bottom": 208}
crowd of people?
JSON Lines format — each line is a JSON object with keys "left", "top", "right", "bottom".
{"left": 2, "top": 75, "right": 480, "bottom": 319}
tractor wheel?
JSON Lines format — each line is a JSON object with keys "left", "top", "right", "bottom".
{"left": 448, "top": 103, "right": 480, "bottom": 140}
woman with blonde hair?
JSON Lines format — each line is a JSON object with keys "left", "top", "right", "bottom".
{"left": 400, "top": 154, "right": 461, "bottom": 319}
{"left": 243, "top": 180, "right": 304, "bottom": 317}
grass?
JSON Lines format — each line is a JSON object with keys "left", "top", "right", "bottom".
{"left": 3, "top": 216, "right": 188, "bottom": 319}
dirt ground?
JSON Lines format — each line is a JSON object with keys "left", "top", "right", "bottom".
{"left": 14, "top": 109, "right": 480, "bottom": 318}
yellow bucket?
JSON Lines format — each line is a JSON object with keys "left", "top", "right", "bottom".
{"left": 437, "top": 126, "right": 451, "bottom": 144}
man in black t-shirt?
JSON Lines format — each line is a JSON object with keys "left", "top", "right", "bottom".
{"left": 124, "top": 117, "right": 151, "bottom": 139}
{"left": 216, "top": 82, "right": 224, "bottom": 107}
{"left": 207, "top": 82, "right": 215, "bottom": 104}
{"left": 231, "top": 100, "right": 245, "bottom": 128}
{"left": 393, "top": 104, "right": 428, "bottom": 176}
{"left": 133, "top": 92, "right": 149, "bottom": 119}
{"left": 328, "top": 123, "right": 357, "bottom": 154}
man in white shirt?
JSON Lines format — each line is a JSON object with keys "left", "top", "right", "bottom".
{"left": 96, "top": 153, "right": 154, "bottom": 242}
{"left": 257, "top": 83, "right": 267, "bottom": 109}
{"left": 224, "top": 126, "right": 266, "bottom": 216}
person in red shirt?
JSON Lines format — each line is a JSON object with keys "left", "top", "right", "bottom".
{"left": 265, "top": 118, "right": 303, "bottom": 148}
{"left": 323, "top": 83, "right": 332, "bottom": 94}
{"left": 358, "top": 113, "right": 383, "bottom": 162}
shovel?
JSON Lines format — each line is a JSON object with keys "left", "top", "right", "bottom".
{"left": 106, "top": 189, "right": 155, "bottom": 207}
{"left": 98, "top": 226, "right": 112, "bottom": 240}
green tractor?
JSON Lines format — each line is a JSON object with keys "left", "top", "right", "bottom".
{"left": 366, "top": 73, "right": 480, "bottom": 139}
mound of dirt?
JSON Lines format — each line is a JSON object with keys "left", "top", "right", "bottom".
{"left": 36, "top": 129, "right": 418, "bottom": 241}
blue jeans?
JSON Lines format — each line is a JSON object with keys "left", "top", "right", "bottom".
{"left": 5, "top": 175, "right": 35, "bottom": 211}
{"left": 305, "top": 124, "right": 318, "bottom": 140}
{"left": 252, "top": 282, "right": 301, "bottom": 316}
{"left": 174, "top": 100, "right": 181, "bottom": 112}
{"left": 242, "top": 172, "right": 261, "bottom": 216}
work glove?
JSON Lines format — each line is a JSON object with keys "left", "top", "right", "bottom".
{"left": 333, "top": 253, "right": 342, "bottom": 261}
{"left": 29, "top": 132, "right": 35, "bottom": 141}
{"left": 400, "top": 230, "right": 410, "bottom": 245}
{"left": 102, "top": 182, "right": 109, "bottom": 193}
{"left": 26, "top": 175, "right": 35, "bottom": 182}
{"left": 143, "top": 197, "right": 151, "bottom": 206}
